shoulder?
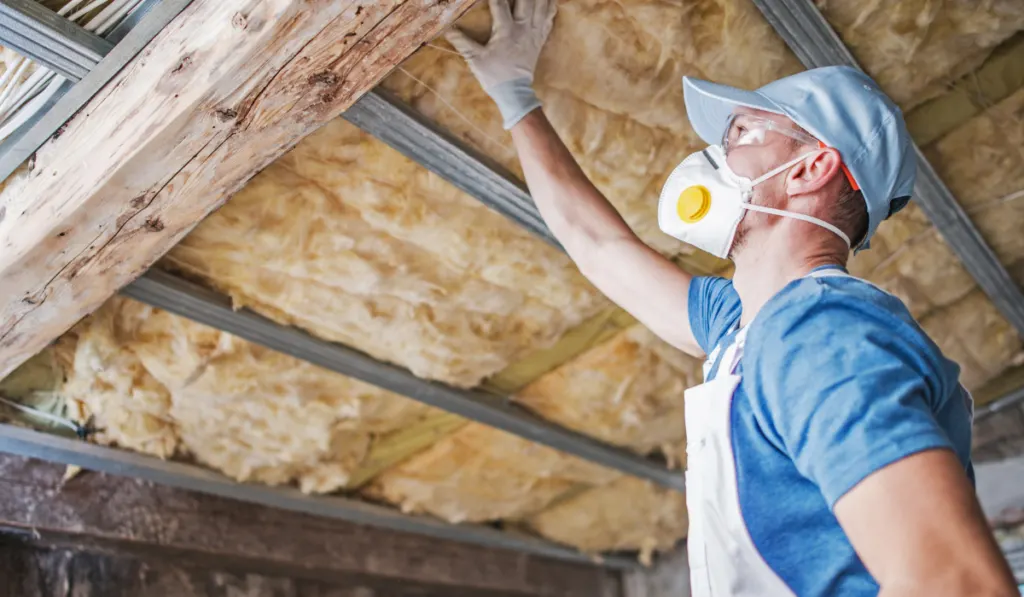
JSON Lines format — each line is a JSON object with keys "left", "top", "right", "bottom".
{"left": 745, "top": 273, "right": 958, "bottom": 407}
{"left": 750, "top": 273, "right": 921, "bottom": 346}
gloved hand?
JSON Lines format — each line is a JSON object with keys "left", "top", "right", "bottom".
{"left": 445, "top": 0, "right": 557, "bottom": 130}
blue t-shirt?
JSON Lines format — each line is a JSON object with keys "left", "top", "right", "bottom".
{"left": 689, "top": 266, "right": 974, "bottom": 596}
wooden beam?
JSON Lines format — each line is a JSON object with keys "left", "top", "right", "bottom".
{"left": 0, "top": 453, "right": 623, "bottom": 597}
{"left": 0, "top": 537, "right": 559, "bottom": 597}
{"left": 0, "top": 0, "right": 477, "bottom": 379}
{"left": 0, "top": 423, "right": 639, "bottom": 568}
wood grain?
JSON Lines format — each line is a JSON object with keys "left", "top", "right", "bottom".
{"left": 0, "top": 537, "right": 554, "bottom": 597}
{"left": 0, "top": 454, "right": 622, "bottom": 597}
{"left": 0, "top": 0, "right": 476, "bottom": 378}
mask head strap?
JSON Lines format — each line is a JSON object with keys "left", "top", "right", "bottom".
{"left": 744, "top": 149, "right": 853, "bottom": 248}
{"left": 741, "top": 203, "right": 851, "bottom": 247}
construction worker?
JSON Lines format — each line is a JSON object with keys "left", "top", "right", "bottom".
{"left": 446, "top": 0, "right": 1020, "bottom": 594}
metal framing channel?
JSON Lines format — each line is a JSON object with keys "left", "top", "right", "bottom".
{"left": 0, "top": 423, "right": 639, "bottom": 570}
{"left": 0, "top": 0, "right": 110, "bottom": 80}
{"left": 343, "top": 88, "right": 561, "bottom": 249}
{"left": 122, "top": 270, "right": 687, "bottom": 492}
{"left": 749, "top": 0, "right": 1024, "bottom": 337}
{"left": 975, "top": 388, "right": 1024, "bottom": 421}
{"left": 0, "top": 0, "right": 193, "bottom": 183}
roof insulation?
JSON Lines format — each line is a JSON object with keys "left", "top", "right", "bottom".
{"left": 815, "top": 0, "right": 1024, "bottom": 110}
{"left": 161, "top": 118, "right": 606, "bottom": 389}
{"left": 46, "top": 301, "right": 689, "bottom": 552}
{"left": 514, "top": 324, "right": 702, "bottom": 467}
{"left": 3, "top": 0, "right": 1024, "bottom": 560}
{"left": 926, "top": 87, "right": 1024, "bottom": 287}
{"left": 363, "top": 422, "right": 621, "bottom": 523}
{"left": 61, "top": 297, "right": 434, "bottom": 494}
{"left": 525, "top": 476, "right": 689, "bottom": 565}
{"left": 383, "top": 0, "right": 1024, "bottom": 391}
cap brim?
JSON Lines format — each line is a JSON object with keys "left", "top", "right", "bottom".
{"left": 683, "top": 77, "right": 785, "bottom": 145}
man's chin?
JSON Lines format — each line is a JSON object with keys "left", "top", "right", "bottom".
{"left": 727, "top": 226, "right": 748, "bottom": 260}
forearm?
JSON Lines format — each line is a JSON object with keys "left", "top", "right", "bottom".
{"left": 509, "top": 109, "right": 636, "bottom": 261}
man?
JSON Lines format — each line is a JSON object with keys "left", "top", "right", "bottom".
{"left": 446, "top": 0, "right": 1019, "bottom": 595}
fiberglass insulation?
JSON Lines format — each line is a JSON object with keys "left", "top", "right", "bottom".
{"left": 50, "top": 298, "right": 690, "bottom": 553}
{"left": 383, "top": 0, "right": 1024, "bottom": 390}
{"left": 62, "top": 297, "right": 435, "bottom": 494}
{"left": 816, "top": 0, "right": 1024, "bottom": 110}
{"left": 363, "top": 422, "right": 621, "bottom": 523}
{"left": 525, "top": 476, "right": 688, "bottom": 562}
{"left": 383, "top": 0, "right": 800, "bottom": 262}
{"left": 9, "top": 0, "right": 1024, "bottom": 558}
{"left": 514, "top": 324, "right": 702, "bottom": 467}
{"left": 926, "top": 87, "right": 1024, "bottom": 285}
{"left": 162, "top": 119, "right": 606, "bottom": 389}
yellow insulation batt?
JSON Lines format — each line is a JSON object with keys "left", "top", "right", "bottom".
{"left": 383, "top": 0, "right": 1024, "bottom": 390}
{"left": 383, "top": 0, "right": 800, "bottom": 257}
{"left": 514, "top": 325, "right": 702, "bottom": 467}
{"left": 363, "top": 422, "right": 622, "bottom": 523}
{"left": 817, "top": 0, "right": 1024, "bottom": 110}
{"left": 926, "top": 87, "right": 1024, "bottom": 281}
{"left": 62, "top": 298, "right": 435, "bottom": 494}
{"left": 525, "top": 476, "right": 688, "bottom": 564}
{"left": 162, "top": 119, "right": 605, "bottom": 389}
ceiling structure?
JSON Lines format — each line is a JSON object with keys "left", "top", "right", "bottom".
{"left": 0, "top": 0, "right": 1023, "bottom": 570}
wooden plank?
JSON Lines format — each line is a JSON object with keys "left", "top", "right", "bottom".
{"left": 0, "top": 537, "right": 555, "bottom": 597}
{"left": 0, "top": 423, "right": 640, "bottom": 569}
{"left": 0, "top": 453, "right": 623, "bottom": 597}
{"left": 0, "top": 0, "right": 477, "bottom": 379}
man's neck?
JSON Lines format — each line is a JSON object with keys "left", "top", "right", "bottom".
{"left": 732, "top": 229, "right": 847, "bottom": 327}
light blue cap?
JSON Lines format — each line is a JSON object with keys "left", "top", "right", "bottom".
{"left": 682, "top": 66, "right": 916, "bottom": 249}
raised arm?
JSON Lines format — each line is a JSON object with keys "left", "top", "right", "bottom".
{"left": 447, "top": 0, "right": 701, "bottom": 356}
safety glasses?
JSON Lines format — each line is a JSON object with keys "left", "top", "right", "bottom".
{"left": 721, "top": 112, "right": 860, "bottom": 192}
{"left": 721, "top": 113, "right": 820, "bottom": 153}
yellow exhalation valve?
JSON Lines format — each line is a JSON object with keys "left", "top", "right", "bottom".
{"left": 676, "top": 185, "right": 711, "bottom": 223}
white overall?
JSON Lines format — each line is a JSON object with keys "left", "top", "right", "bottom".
{"left": 684, "top": 269, "right": 847, "bottom": 597}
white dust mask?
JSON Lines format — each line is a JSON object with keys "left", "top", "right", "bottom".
{"left": 657, "top": 144, "right": 851, "bottom": 259}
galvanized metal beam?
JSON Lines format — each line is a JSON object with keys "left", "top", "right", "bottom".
{"left": 975, "top": 387, "right": 1024, "bottom": 421}
{"left": 0, "top": 0, "right": 192, "bottom": 183}
{"left": 0, "top": 0, "right": 111, "bottom": 80}
{"left": 749, "top": 0, "right": 1024, "bottom": 338}
{"left": 121, "top": 270, "right": 687, "bottom": 492}
{"left": 344, "top": 88, "right": 561, "bottom": 249}
{"left": 0, "top": 423, "right": 639, "bottom": 569}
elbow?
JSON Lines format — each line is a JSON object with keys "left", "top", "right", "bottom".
{"left": 568, "top": 234, "right": 616, "bottom": 283}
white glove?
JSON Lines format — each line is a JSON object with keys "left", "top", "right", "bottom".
{"left": 445, "top": 0, "right": 557, "bottom": 129}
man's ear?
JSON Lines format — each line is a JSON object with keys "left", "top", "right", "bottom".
{"left": 786, "top": 147, "right": 843, "bottom": 196}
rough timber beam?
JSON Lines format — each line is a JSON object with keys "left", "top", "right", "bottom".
{"left": 748, "top": 0, "right": 1024, "bottom": 339}
{"left": 0, "top": 0, "right": 186, "bottom": 185}
{"left": 0, "top": 0, "right": 479, "bottom": 379}
{"left": 0, "top": 430, "right": 639, "bottom": 572}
